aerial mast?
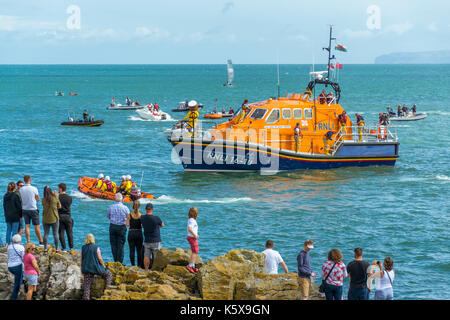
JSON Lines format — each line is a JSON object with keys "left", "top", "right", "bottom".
{"left": 324, "top": 25, "right": 336, "bottom": 81}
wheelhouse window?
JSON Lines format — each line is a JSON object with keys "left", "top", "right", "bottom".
{"left": 304, "top": 108, "right": 313, "bottom": 119}
{"left": 249, "top": 108, "right": 267, "bottom": 120}
{"left": 282, "top": 108, "right": 291, "bottom": 120}
{"left": 265, "top": 109, "right": 280, "bottom": 124}
{"left": 293, "top": 108, "right": 302, "bottom": 119}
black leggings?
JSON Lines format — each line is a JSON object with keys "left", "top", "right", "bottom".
{"left": 127, "top": 230, "right": 143, "bottom": 267}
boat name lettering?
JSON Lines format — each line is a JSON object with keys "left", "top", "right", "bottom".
{"left": 264, "top": 125, "right": 291, "bottom": 129}
{"left": 317, "top": 122, "right": 335, "bottom": 130}
{"left": 207, "top": 151, "right": 252, "bottom": 165}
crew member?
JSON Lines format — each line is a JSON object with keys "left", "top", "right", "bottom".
{"left": 126, "top": 97, "right": 131, "bottom": 106}
{"left": 397, "top": 105, "right": 402, "bottom": 117}
{"left": 154, "top": 103, "right": 159, "bottom": 111}
{"left": 379, "top": 112, "right": 388, "bottom": 126}
{"left": 95, "top": 173, "right": 105, "bottom": 189}
{"left": 326, "top": 92, "right": 334, "bottom": 104}
{"left": 323, "top": 131, "right": 334, "bottom": 155}
{"left": 233, "top": 99, "right": 249, "bottom": 124}
{"left": 319, "top": 90, "right": 327, "bottom": 104}
{"left": 83, "top": 110, "right": 88, "bottom": 122}
{"left": 118, "top": 175, "right": 127, "bottom": 193}
{"left": 302, "top": 88, "right": 312, "bottom": 101}
{"left": 180, "top": 100, "right": 200, "bottom": 137}
{"left": 355, "top": 113, "right": 365, "bottom": 142}
{"left": 338, "top": 111, "right": 347, "bottom": 137}
{"left": 123, "top": 175, "right": 136, "bottom": 195}
{"left": 104, "top": 176, "right": 117, "bottom": 193}
{"left": 293, "top": 123, "right": 303, "bottom": 153}
{"left": 412, "top": 104, "right": 417, "bottom": 114}
{"left": 229, "top": 107, "right": 234, "bottom": 114}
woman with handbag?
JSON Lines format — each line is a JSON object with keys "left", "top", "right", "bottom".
{"left": 320, "top": 248, "right": 347, "bottom": 300}
{"left": 7, "top": 234, "right": 25, "bottom": 300}
{"left": 369, "top": 258, "right": 395, "bottom": 300}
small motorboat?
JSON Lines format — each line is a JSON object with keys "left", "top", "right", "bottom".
{"left": 78, "top": 177, "right": 155, "bottom": 203}
{"left": 61, "top": 120, "right": 104, "bottom": 127}
{"left": 61, "top": 111, "right": 104, "bottom": 127}
{"left": 172, "top": 101, "right": 204, "bottom": 112}
{"left": 136, "top": 105, "right": 171, "bottom": 121}
{"left": 107, "top": 102, "right": 145, "bottom": 110}
{"left": 69, "top": 92, "right": 78, "bottom": 96}
{"left": 389, "top": 112, "right": 427, "bottom": 121}
{"left": 55, "top": 91, "right": 64, "bottom": 96}
{"left": 204, "top": 113, "right": 223, "bottom": 119}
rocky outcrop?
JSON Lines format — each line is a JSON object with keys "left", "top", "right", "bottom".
{"left": 0, "top": 246, "right": 322, "bottom": 300}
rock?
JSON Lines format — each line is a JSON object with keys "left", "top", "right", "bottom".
{"left": 198, "top": 249, "right": 265, "bottom": 300}
{"left": 234, "top": 272, "right": 302, "bottom": 300}
{"left": 0, "top": 247, "right": 321, "bottom": 300}
{"left": 151, "top": 248, "right": 202, "bottom": 271}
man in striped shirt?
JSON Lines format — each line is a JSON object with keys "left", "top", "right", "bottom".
{"left": 107, "top": 193, "right": 129, "bottom": 264}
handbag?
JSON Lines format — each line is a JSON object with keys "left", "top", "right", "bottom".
{"left": 319, "top": 262, "right": 337, "bottom": 293}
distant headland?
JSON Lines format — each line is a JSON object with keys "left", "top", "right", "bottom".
{"left": 374, "top": 50, "right": 450, "bottom": 64}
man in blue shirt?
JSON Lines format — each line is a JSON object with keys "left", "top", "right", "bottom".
{"left": 107, "top": 193, "right": 129, "bottom": 264}
{"left": 297, "top": 239, "right": 316, "bottom": 300}
{"left": 141, "top": 203, "right": 164, "bottom": 271}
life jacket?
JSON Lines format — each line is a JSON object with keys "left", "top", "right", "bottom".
{"left": 184, "top": 111, "right": 199, "bottom": 128}
{"left": 105, "top": 180, "right": 114, "bottom": 192}
{"left": 96, "top": 178, "right": 105, "bottom": 189}
{"left": 319, "top": 93, "right": 326, "bottom": 104}
{"left": 378, "top": 125, "right": 387, "bottom": 139}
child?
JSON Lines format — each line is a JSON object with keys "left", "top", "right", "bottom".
{"left": 186, "top": 207, "right": 199, "bottom": 273}
{"left": 23, "top": 243, "right": 40, "bottom": 300}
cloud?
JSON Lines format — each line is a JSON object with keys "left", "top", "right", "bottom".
{"left": 222, "top": 1, "right": 234, "bottom": 14}
{"left": 427, "top": 22, "right": 438, "bottom": 32}
{"left": 384, "top": 22, "right": 413, "bottom": 36}
{"left": 135, "top": 26, "right": 171, "bottom": 40}
{"left": 0, "top": 15, "right": 59, "bottom": 31}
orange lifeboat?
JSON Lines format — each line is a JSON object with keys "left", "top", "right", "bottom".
{"left": 77, "top": 177, "right": 155, "bottom": 203}
{"left": 203, "top": 113, "right": 223, "bottom": 119}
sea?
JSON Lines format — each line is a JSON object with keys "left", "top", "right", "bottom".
{"left": 0, "top": 64, "right": 448, "bottom": 300}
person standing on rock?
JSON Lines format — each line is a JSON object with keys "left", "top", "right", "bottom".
{"left": 186, "top": 207, "right": 199, "bottom": 274}
{"left": 262, "top": 240, "right": 288, "bottom": 274}
{"left": 20, "top": 175, "right": 44, "bottom": 246}
{"left": 3, "top": 182, "right": 22, "bottom": 244}
{"left": 7, "top": 234, "right": 24, "bottom": 300}
{"left": 107, "top": 193, "right": 129, "bottom": 264}
{"left": 23, "top": 242, "right": 40, "bottom": 300}
{"left": 141, "top": 203, "right": 164, "bottom": 271}
{"left": 297, "top": 239, "right": 316, "bottom": 300}
{"left": 346, "top": 247, "right": 370, "bottom": 300}
{"left": 58, "top": 183, "right": 74, "bottom": 252}
{"left": 126, "top": 200, "right": 144, "bottom": 267}
{"left": 80, "top": 233, "right": 112, "bottom": 300}
{"left": 42, "top": 186, "right": 61, "bottom": 253}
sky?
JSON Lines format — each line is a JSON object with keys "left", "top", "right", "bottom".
{"left": 0, "top": 0, "right": 449, "bottom": 64}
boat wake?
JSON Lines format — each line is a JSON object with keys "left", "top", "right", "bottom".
{"left": 69, "top": 190, "right": 105, "bottom": 202}
{"left": 436, "top": 175, "right": 450, "bottom": 181}
{"left": 139, "top": 195, "right": 252, "bottom": 205}
{"left": 127, "top": 115, "right": 175, "bottom": 122}
{"left": 426, "top": 111, "right": 450, "bottom": 116}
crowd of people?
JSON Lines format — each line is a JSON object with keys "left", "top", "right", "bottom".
{"left": 263, "top": 239, "right": 395, "bottom": 300}
{"left": 3, "top": 175, "right": 394, "bottom": 301}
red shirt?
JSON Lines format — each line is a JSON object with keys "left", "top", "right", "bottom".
{"left": 321, "top": 260, "right": 347, "bottom": 286}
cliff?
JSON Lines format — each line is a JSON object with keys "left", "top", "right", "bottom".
{"left": 0, "top": 246, "right": 322, "bottom": 300}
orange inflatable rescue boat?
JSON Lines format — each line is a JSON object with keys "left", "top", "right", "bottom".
{"left": 77, "top": 177, "right": 155, "bottom": 203}
{"left": 203, "top": 113, "right": 223, "bottom": 119}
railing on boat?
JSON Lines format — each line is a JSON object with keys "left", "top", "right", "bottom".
{"left": 331, "top": 125, "right": 398, "bottom": 155}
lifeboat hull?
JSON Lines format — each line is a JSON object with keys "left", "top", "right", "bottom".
{"left": 169, "top": 138, "right": 399, "bottom": 172}
{"left": 77, "top": 177, "right": 155, "bottom": 202}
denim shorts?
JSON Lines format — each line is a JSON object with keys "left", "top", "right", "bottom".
{"left": 24, "top": 274, "right": 39, "bottom": 286}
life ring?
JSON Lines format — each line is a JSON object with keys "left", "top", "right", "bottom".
{"left": 377, "top": 125, "right": 387, "bottom": 139}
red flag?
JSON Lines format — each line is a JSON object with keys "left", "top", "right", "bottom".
{"left": 329, "top": 63, "right": 335, "bottom": 69}
{"left": 335, "top": 63, "right": 343, "bottom": 69}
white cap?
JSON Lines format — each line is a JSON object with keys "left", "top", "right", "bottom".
{"left": 121, "top": 175, "right": 126, "bottom": 180}
{"left": 126, "top": 175, "right": 131, "bottom": 180}
{"left": 105, "top": 176, "right": 110, "bottom": 181}
{"left": 188, "top": 100, "right": 198, "bottom": 107}
{"left": 98, "top": 173, "right": 104, "bottom": 179}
